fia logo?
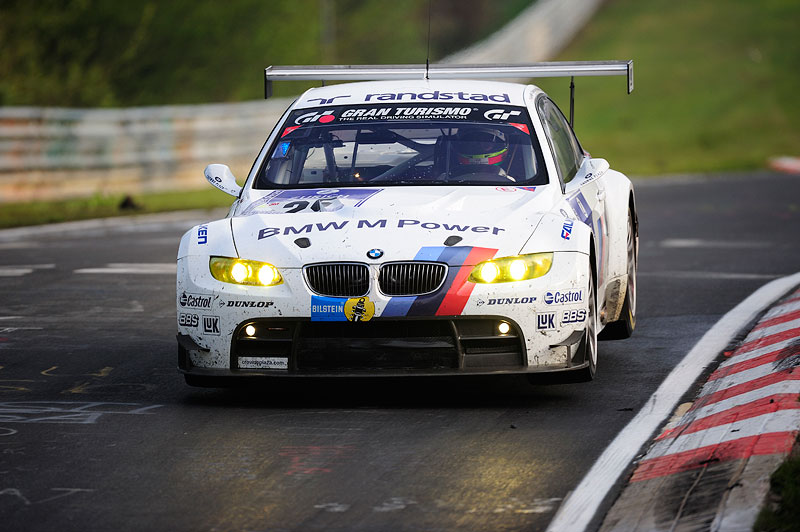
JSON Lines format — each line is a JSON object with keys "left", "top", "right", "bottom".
{"left": 561, "top": 219, "right": 574, "bottom": 240}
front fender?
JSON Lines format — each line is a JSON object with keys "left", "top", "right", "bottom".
{"left": 177, "top": 218, "right": 237, "bottom": 260}
{"left": 520, "top": 212, "right": 591, "bottom": 256}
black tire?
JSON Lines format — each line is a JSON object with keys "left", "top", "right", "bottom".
{"left": 599, "top": 208, "right": 637, "bottom": 340}
{"left": 572, "top": 266, "right": 598, "bottom": 382}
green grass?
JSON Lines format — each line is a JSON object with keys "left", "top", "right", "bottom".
{"left": 534, "top": 0, "right": 800, "bottom": 175}
{"left": 0, "top": 189, "right": 232, "bottom": 229}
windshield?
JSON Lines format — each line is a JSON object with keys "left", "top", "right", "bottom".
{"left": 254, "top": 103, "right": 547, "bottom": 188}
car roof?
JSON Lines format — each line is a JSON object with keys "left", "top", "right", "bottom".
{"left": 292, "top": 79, "right": 532, "bottom": 109}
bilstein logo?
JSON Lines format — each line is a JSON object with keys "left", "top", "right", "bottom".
{"left": 179, "top": 292, "right": 212, "bottom": 309}
{"left": 344, "top": 296, "right": 374, "bottom": 322}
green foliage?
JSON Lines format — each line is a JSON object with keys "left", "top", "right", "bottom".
{"left": 0, "top": 0, "right": 533, "bottom": 106}
{"left": 0, "top": 189, "right": 232, "bottom": 229}
{"left": 535, "top": 0, "right": 800, "bottom": 175}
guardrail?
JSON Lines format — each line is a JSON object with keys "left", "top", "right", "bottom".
{"left": 0, "top": 99, "right": 290, "bottom": 202}
{"left": 0, "top": 0, "right": 603, "bottom": 204}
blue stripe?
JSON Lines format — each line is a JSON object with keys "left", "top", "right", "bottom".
{"left": 381, "top": 246, "right": 447, "bottom": 317}
{"left": 406, "top": 246, "right": 473, "bottom": 316}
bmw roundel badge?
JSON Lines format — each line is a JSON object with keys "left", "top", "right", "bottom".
{"left": 367, "top": 249, "right": 384, "bottom": 260}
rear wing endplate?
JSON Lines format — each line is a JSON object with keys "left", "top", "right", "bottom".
{"left": 264, "top": 61, "right": 634, "bottom": 126}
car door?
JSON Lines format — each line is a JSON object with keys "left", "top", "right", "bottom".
{"left": 536, "top": 96, "right": 608, "bottom": 284}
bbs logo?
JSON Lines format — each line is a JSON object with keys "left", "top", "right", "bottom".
{"left": 561, "top": 309, "right": 587, "bottom": 325}
{"left": 178, "top": 313, "right": 199, "bottom": 327}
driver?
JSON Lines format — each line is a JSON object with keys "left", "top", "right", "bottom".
{"left": 449, "top": 127, "right": 513, "bottom": 180}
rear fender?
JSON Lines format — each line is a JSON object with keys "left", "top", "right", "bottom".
{"left": 599, "top": 170, "right": 635, "bottom": 322}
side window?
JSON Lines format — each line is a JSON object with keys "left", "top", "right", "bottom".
{"left": 537, "top": 98, "right": 584, "bottom": 184}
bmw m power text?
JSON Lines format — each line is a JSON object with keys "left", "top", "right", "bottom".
{"left": 176, "top": 62, "right": 638, "bottom": 386}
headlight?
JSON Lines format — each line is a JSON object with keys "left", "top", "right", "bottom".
{"left": 468, "top": 252, "right": 553, "bottom": 283}
{"left": 209, "top": 256, "right": 283, "bottom": 286}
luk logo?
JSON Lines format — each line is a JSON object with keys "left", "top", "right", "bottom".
{"left": 537, "top": 312, "right": 556, "bottom": 331}
{"left": 295, "top": 110, "right": 336, "bottom": 125}
{"left": 203, "top": 316, "right": 220, "bottom": 335}
{"left": 484, "top": 109, "right": 522, "bottom": 121}
{"left": 561, "top": 219, "right": 574, "bottom": 240}
{"left": 544, "top": 290, "right": 584, "bottom": 305}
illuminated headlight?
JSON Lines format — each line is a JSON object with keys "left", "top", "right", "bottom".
{"left": 209, "top": 256, "right": 283, "bottom": 286}
{"left": 468, "top": 252, "right": 553, "bottom": 283}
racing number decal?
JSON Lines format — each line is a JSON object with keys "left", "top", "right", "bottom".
{"left": 283, "top": 199, "right": 336, "bottom": 213}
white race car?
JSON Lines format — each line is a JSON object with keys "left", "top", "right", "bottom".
{"left": 177, "top": 62, "right": 638, "bottom": 386}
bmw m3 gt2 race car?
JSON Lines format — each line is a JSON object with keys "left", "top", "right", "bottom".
{"left": 176, "top": 62, "right": 638, "bottom": 386}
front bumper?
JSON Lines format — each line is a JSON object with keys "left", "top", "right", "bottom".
{"left": 176, "top": 252, "right": 591, "bottom": 377}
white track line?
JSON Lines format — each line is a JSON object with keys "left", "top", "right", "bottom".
{"left": 638, "top": 271, "right": 782, "bottom": 280}
{"left": 545, "top": 271, "right": 800, "bottom": 532}
{"left": 74, "top": 263, "right": 176, "bottom": 274}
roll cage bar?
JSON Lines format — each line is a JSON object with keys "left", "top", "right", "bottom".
{"left": 264, "top": 61, "right": 634, "bottom": 127}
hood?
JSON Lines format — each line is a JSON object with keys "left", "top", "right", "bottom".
{"left": 231, "top": 185, "right": 556, "bottom": 266}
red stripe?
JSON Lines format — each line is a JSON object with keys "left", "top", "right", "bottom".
{"left": 281, "top": 125, "right": 301, "bottom": 137}
{"left": 436, "top": 247, "right": 497, "bottom": 316}
{"left": 709, "top": 345, "right": 797, "bottom": 381}
{"left": 692, "top": 371, "right": 800, "bottom": 410}
{"left": 631, "top": 432, "right": 797, "bottom": 482}
{"left": 657, "top": 394, "right": 800, "bottom": 440}
{"left": 732, "top": 327, "right": 800, "bottom": 356}
{"left": 754, "top": 308, "right": 800, "bottom": 331}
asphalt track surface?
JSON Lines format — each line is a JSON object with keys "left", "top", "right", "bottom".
{"left": 0, "top": 172, "right": 798, "bottom": 531}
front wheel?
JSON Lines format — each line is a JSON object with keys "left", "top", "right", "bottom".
{"left": 599, "top": 208, "right": 637, "bottom": 340}
{"left": 529, "top": 267, "right": 598, "bottom": 384}
{"left": 572, "top": 267, "right": 598, "bottom": 381}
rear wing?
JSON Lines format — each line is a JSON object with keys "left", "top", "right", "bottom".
{"left": 264, "top": 61, "right": 634, "bottom": 126}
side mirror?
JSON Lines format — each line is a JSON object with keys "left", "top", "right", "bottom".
{"left": 204, "top": 164, "right": 242, "bottom": 197}
{"left": 564, "top": 158, "right": 610, "bottom": 194}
